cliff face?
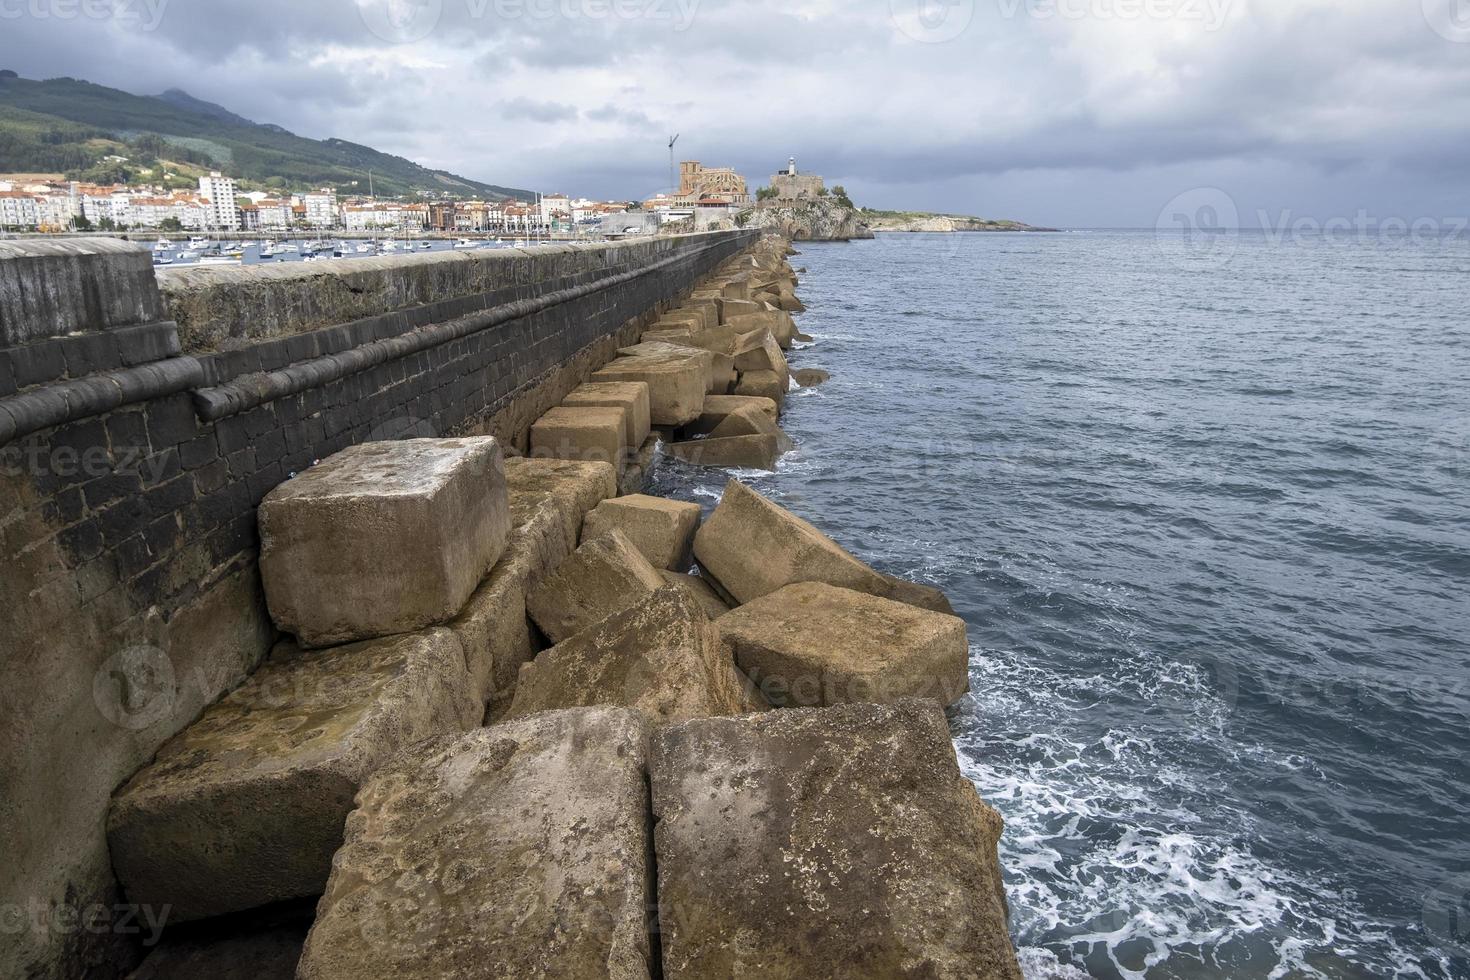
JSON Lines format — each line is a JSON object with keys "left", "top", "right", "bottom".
{"left": 737, "top": 200, "right": 874, "bottom": 241}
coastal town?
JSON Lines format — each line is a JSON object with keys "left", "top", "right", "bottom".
{"left": 0, "top": 158, "right": 839, "bottom": 241}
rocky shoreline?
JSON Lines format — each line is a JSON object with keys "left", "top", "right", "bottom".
{"left": 865, "top": 211, "right": 1059, "bottom": 233}
{"left": 109, "top": 233, "right": 1024, "bottom": 978}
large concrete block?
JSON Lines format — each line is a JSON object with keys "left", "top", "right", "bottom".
{"left": 447, "top": 551, "right": 533, "bottom": 710}
{"left": 592, "top": 354, "right": 706, "bottom": 427}
{"left": 296, "top": 708, "right": 654, "bottom": 980}
{"left": 504, "top": 586, "right": 761, "bottom": 728}
{"left": 526, "top": 528, "right": 665, "bottom": 643}
{"left": 733, "top": 331, "right": 790, "bottom": 390}
{"left": 503, "top": 457, "right": 618, "bottom": 549}
{"left": 707, "top": 402, "right": 792, "bottom": 449}
{"left": 664, "top": 434, "right": 783, "bottom": 471}
{"left": 650, "top": 700, "right": 1021, "bottom": 980}
{"left": 258, "top": 438, "right": 510, "bottom": 647}
{"left": 692, "top": 479, "right": 891, "bottom": 604}
{"left": 562, "top": 381, "right": 652, "bottom": 448}
{"left": 690, "top": 394, "right": 779, "bottom": 435}
{"left": 617, "top": 341, "right": 717, "bottom": 394}
{"left": 582, "top": 494, "right": 701, "bottom": 570}
{"left": 530, "top": 406, "right": 628, "bottom": 473}
{"left": 733, "top": 369, "right": 786, "bottom": 411}
{"left": 456, "top": 458, "right": 617, "bottom": 716}
{"left": 716, "top": 582, "right": 969, "bottom": 708}
{"left": 107, "top": 630, "right": 477, "bottom": 922}
{"left": 726, "top": 309, "right": 796, "bottom": 349}
{"left": 658, "top": 570, "right": 732, "bottom": 620}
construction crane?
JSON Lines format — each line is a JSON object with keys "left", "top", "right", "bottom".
{"left": 668, "top": 134, "right": 680, "bottom": 196}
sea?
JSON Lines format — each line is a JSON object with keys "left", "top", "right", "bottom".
{"left": 647, "top": 229, "right": 1470, "bottom": 979}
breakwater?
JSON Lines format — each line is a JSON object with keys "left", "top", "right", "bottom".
{"left": 0, "top": 231, "right": 754, "bottom": 977}
{"left": 1, "top": 230, "right": 1026, "bottom": 979}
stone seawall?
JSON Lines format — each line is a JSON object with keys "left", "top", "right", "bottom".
{"left": 0, "top": 230, "right": 756, "bottom": 979}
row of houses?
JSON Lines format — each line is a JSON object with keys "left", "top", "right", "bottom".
{"left": 0, "top": 172, "right": 633, "bottom": 234}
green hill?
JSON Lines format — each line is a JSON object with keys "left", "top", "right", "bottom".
{"left": 0, "top": 73, "right": 533, "bottom": 201}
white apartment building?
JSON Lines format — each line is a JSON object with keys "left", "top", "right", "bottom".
{"left": 120, "top": 196, "right": 208, "bottom": 230}
{"left": 304, "top": 190, "right": 338, "bottom": 228}
{"left": 198, "top": 172, "right": 241, "bottom": 230}
{"left": 343, "top": 203, "right": 429, "bottom": 232}
{"left": 0, "top": 192, "right": 41, "bottom": 229}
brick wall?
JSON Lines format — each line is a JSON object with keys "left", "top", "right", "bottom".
{"left": 0, "top": 230, "right": 756, "bottom": 978}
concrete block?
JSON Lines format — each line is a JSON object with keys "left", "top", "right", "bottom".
{"left": 530, "top": 405, "right": 628, "bottom": 473}
{"left": 650, "top": 701, "right": 1021, "bottom": 979}
{"left": 526, "top": 528, "right": 665, "bottom": 643}
{"left": 664, "top": 434, "right": 783, "bottom": 471}
{"left": 592, "top": 355, "right": 706, "bottom": 427}
{"left": 562, "top": 381, "right": 651, "bottom": 449}
{"left": 258, "top": 438, "right": 510, "bottom": 647}
{"left": 617, "top": 341, "right": 716, "bottom": 394}
{"left": 581, "top": 494, "right": 702, "bottom": 570}
{"left": 733, "top": 369, "right": 786, "bottom": 411}
{"left": 296, "top": 708, "right": 654, "bottom": 980}
{"left": 503, "top": 457, "right": 618, "bottom": 551}
{"left": 107, "top": 630, "right": 477, "bottom": 922}
{"left": 716, "top": 582, "right": 969, "bottom": 708}
{"left": 691, "top": 395, "right": 779, "bottom": 435}
{"left": 692, "top": 479, "right": 891, "bottom": 604}
{"left": 505, "top": 587, "right": 759, "bottom": 728}
{"left": 658, "top": 570, "right": 732, "bottom": 620}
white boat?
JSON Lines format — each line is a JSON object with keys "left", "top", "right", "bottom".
{"left": 455, "top": 238, "right": 479, "bottom": 249}
{"left": 355, "top": 243, "right": 375, "bottom": 253}
{"left": 280, "top": 244, "right": 299, "bottom": 253}
{"left": 177, "top": 250, "right": 201, "bottom": 260}
{"left": 152, "top": 253, "right": 173, "bottom": 265}
{"left": 154, "top": 237, "right": 171, "bottom": 250}
{"left": 419, "top": 241, "right": 433, "bottom": 250}
{"left": 188, "top": 236, "right": 209, "bottom": 249}
{"left": 196, "top": 255, "right": 242, "bottom": 266}
{"left": 381, "top": 241, "right": 400, "bottom": 252}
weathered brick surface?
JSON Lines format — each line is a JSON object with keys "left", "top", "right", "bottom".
{"left": 0, "top": 230, "right": 757, "bottom": 979}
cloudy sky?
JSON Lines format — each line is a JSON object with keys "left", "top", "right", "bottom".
{"left": 2, "top": 0, "right": 1468, "bottom": 226}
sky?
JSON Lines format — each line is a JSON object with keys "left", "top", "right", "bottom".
{"left": 1, "top": 0, "right": 1468, "bottom": 227}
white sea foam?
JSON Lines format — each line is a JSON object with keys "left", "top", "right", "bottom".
{"left": 954, "top": 644, "right": 1434, "bottom": 979}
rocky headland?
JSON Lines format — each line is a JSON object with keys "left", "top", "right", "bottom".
{"left": 735, "top": 198, "right": 875, "bottom": 241}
